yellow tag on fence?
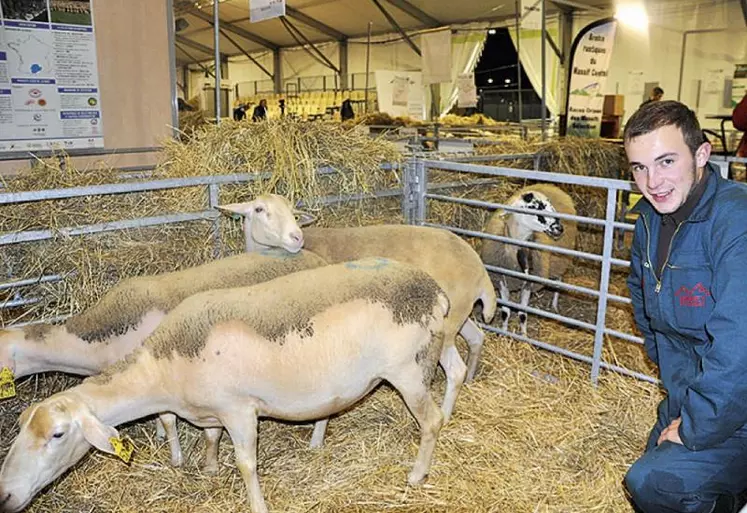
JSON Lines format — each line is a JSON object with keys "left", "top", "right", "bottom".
{"left": 109, "top": 437, "right": 134, "bottom": 463}
{"left": 0, "top": 367, "right": 16, "bottom": 399}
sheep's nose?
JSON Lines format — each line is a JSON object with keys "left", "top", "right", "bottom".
{"left": 289, "top": 231, "right": 304, "bottom": 245}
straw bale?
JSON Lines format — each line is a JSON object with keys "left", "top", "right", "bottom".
{"left": 0, "top": 334, "right": 660, "bottom": 513}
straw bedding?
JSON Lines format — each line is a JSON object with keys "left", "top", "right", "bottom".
{"left": 0, "top": 124, "right": 656, "bottom": 512}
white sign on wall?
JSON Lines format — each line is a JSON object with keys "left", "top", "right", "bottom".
{"left": 0, "top": 0, "right": 105, "bottom": 153}
{"left": 374, "top": 70, "right": 425, "bottom": 121}
{"left": 457, "top": 73, "right": 477, "bottom": 108}
{"left": 566, "top": 19, "right": 618, "bottom": 138}
{"left": 421, "top": 28, "right": 451, "bottom": 85}
{"left": 250, "top": 0, "right": 285, "bottom": 23}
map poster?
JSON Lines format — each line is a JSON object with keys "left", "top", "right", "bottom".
{"left": 564, "top": 18, "right": 617, "bottom": 138}
{"left": 0, "top": 0, "right": 104, "bottom": 153}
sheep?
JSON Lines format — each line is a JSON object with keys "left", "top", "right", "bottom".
{"left": 0, "top": 193, "right": 315, "bottom": 471}
{"left": 219, "top": 203, "right": 498, "bottom": 417}
{"left": 479, "top": 184, "right": 578, "bottom": 337}
{"left": 0, "top": 258, "right": 450, "bottom": 513}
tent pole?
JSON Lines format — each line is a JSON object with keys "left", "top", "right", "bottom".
{"left": 213, "top": 0, "right": 221, "bottom": 124}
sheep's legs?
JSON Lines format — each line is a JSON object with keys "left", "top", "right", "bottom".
{"left": 158, "top": 413, "right": 184, "bottom": 467}
{"left": 551, "top": 278, "right": 562, "bottom": 312}
{"left": 438, "top": 339, "right": 466, "bottom": 423}
{"left": 499, "top": 279, "right": 511, "bottom": 332}
{"left": 309, "top": 419, "right": 329, "bottom": 449}
{"left": 460, "top": 318, "right": 485, "bottom": 383}
{"left": 225, "top": 409, "right": 267, "bottom": 513}
{"left": 519, "top": 284, "right": 532, "bottom": 337}
{"left": 202, "top": 427, "right": 223, "bottom": 474}
{"left": 387, "top": 368, "right": 444, "bottom": 486}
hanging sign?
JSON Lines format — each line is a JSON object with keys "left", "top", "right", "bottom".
{"left": 250, "top": 0, "right": 285, "bottom": 23}
{"left": 564, "top": 18, "right": 618, "bottom": 138}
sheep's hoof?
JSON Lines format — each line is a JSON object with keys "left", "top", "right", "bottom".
{"left": 407, "top": 470, "right": 428, "bottom": 486}
{"left": 201, "top": 462, "right": 219, "bottom": 475}
{"left": 170, "top": 454, "right": 184, "bottom": 468}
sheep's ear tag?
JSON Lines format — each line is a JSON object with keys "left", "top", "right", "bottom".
{"left": 109, "top": 436, "right": 134, "bottom": 463}
{"left": 0, "top": 367, "right": 16, "bottom": 399}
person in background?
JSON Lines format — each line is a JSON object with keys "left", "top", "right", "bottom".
{"left": 252, "top": 99, "right": 268, "bottom": 122}
{"left": 233, "top": 103, "right": 247, "bottom": 122}
{"left": 623, "top": 100, "right": 747, "bottom": 513}
{"left": 732, "top": 91, "right": 747, "bottom": 157}
{"left": 279, "top": 98, "right": 286, "bottom": 118}
{"left": 340, "top": 98, "right": 355, "bottom": 121}
{"left": 641, "top": 86, "right": 665, "bottom": 107}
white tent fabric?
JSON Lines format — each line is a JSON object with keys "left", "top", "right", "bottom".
{"left": 508, "top": 21, "right": 561, "bottom": 116}
{"left": 434, "top": 27, "right": 489, "bottom": 116}
{"left": 421, "top": 28, "right": 453, "bottom": 85}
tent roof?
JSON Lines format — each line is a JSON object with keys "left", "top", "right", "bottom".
{"left": 173, "top": 0, "right": 611, "bottom": 65}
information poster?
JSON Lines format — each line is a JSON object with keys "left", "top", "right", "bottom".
{"left": 374, "top": 70, "right": 425, "bottom": 121}
{"left": 0, "top": 0, "right": 104, "bottom": 153}
{"left": 565, "top": 19, "right": 617, "bottom": 138}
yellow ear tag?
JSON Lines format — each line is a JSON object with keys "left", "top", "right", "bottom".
{"left": 0, "top": 367, "right": 16, "bottom": 399}
{"left": 109, "top": 437, "right": 134, "bottom": 463}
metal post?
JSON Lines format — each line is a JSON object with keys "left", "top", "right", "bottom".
{"left": 365, "top": 21, "right": 372, "bottom": 112}
{"left": 208, "top": 183, "right": 222, "bottom": 258}
{"left": 414, "top": 159, "right": 427, "bottom": 224}
{"left": 515, "top": 0, "right": 523, "bottom": 123}
{"left": 166, "top": 0, "right": 178, "bottom": 136}
{"left": 213, "top": 0, "right": 221, "bottom": 124}
{"left": 590, "top": 188, "right": 617, "bottom": 385}
{"left": 540, "top": 0, "right": 546, "bottom": 140}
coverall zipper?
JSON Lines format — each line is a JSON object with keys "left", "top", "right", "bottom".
{"left": 641, "top": 214, "right": 686, "bottom": 294}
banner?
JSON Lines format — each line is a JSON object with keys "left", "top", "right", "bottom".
{"left": 0, "top": 0, "right": 105, "bottom": 153}
{"left": 565, "top": 18, "right": 617, "bottom": 138}
{"left": 521, "top": 0, "right": 542, "bottom": 30}
{"left": 421, "top": 29, "right": 451, "bottom": 85}
{"left": 732, "top": 64, "right": 747, "bottom": 108}
{"left": 250, "top": 0, "right": 285, "bottom": 23}
{"left": 457, "top": 73, "right": 477, "bottom": 108}
{"left": 374, "top": 70, "right": 425, "bottom": 120}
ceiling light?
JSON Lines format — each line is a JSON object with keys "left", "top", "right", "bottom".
{"left": 615, "top": 3, "right": 649, "bottom": 31}
{"left": 488, "top": 29, "right": 497, "bottom": 35}
{"left": 487, "top": 78, "right": 494, "bottom": 84}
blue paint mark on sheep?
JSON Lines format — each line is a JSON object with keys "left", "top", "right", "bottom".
{"left": 344, "top": 258, "right": 391, "bottom": 271}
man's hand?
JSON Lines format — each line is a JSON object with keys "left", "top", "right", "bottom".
{"left": 657, "top": 417, "right": 683, "bottom": 446}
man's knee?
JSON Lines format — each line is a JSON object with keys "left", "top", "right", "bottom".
{"left": 625, "top": 457, "right": 716, "bottom": 513}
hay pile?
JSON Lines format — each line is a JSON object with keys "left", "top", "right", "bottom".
{"left": 1, "top": 120, "right": 402, "bottom": 326}
{"left": 1, "top": 334, "right": 661, "bottom": 513}
{"left": 439, "top": 114, "right": 503, "bottom": 126}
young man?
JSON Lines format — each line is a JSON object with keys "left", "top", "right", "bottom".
{"left": 624, "top": 100, "right": 747, "bottom": 513}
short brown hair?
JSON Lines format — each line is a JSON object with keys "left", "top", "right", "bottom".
{"left": 624, "top": 100, "right": 704, "bottom": 156}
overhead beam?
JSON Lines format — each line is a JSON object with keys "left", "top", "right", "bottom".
{"left": 175, "top": 42, "right": 215, "bottom": 77}
{"left": 371, "top": 0, "right": 421, "bottom": 57}
{"left": 285, "top": 6, "right": 348, "bottom": 40}
{"left": 383, "top": 0, "right": 441, "bottom": 28}
{"left": 546, "top": 32, "right": 562, "bottom": 60}
{"left": 280, "top": 17, "right": 340, "bottom": 73}
{"left": 188, "top": 8, "right": 279, "bottom": 50}
{"left": 220, "top": 28, "right": 274, "bottom": 79}
{"left": 741, "top": 0, "right": 747, "bottom": 26}
{"left": 175, "top": 34, "right": 227, "bottom": 61}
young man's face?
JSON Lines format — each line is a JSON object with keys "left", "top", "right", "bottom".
{"left": 625, "top": 124, "right": 710, "bottom": 214}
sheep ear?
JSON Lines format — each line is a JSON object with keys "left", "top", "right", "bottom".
{"left": 216, "top": 201, "right": 255, "bottom": 220}
{"left": 78, "top": 410, "right": 120, "bottom": 455}
{"left": 294, "top": 210, "right": 317, "bottom": 227}
{"left": 521, "top": 192, "right": 535, "bottom": 203}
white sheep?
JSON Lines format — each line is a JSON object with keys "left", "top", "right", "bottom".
{"left": 0, "top": 194, "right": 315, "bottom": 471}
{"left": 219, "top": 204, "right": 498, "bottom": 414}
{"left": 479, "top": 184, "right": 577, "bottom": 336}
{"left": 0, "top": 258, "right": 450, "bottom": 513}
